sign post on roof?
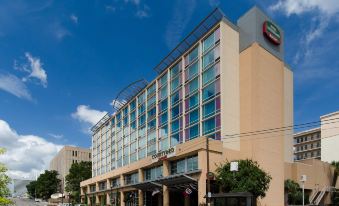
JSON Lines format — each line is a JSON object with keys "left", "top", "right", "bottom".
{"left": 263, "top": 21, "right": 281, "bottom": 45}
{"left": 151, "top": 147, "right": 176, "bottom": 162}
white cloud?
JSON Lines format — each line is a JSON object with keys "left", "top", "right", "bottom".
{"left": 72, "top": 105, "right": 107, "bottom": 126}
{"left": 70, "top": 14, "right": 78, "bottom": 24}
{"left": 22, "top": 52, "right": 48, "bottom": 87}
{"left": 0, "top": 119, "right": 62, "bottom": 179}
{"left": 165, "top": 0, "right": 196, "bottom": 49}
{"left": 50, "top": 22, "right": 71, "bottom": 40}
{"left": 0, "top": 73, "right": 32, "bottom": 100}
{"left": 270, "top": 0, "right": 339, "bottom": 16}
{"left": 136, "top": 5, "right": 150, "bottom": 19}
{"left": 48, "top": 133, "right": 64, "bottom": 140}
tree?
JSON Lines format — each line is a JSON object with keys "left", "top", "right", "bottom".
{"left": 0, "top": 148, "right": 13, "bottom": 205}
{"left": 26, "top": 181, "right": 37, "bottom": 198}
{"left": 34, "top": 170, "right": 61, "bottom": 200}
{"left": 285, "top": 179, "right": 308, "bottom": 205}
{"left": 65, "top": 161, "right": 91, "bottom": 203}
{"left": 215, "top": 159, "right": 272, "bottom": 199}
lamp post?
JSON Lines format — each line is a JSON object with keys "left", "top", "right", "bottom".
{"left": 300, "top": 175, "right": 307, "bottom": 206}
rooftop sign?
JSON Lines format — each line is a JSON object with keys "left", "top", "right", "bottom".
{"left": 263, "top": 21, "right": 281, "bottom": 45}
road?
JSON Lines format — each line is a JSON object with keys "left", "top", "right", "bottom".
{"left": 10, "top": 198, "right": 48, "bottom": 206}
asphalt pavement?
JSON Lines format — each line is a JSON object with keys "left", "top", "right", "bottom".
{"left": 10, "top": 198, "right": 48, "bottom": 206}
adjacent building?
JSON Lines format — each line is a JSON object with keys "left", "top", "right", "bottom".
{"left": 293, "top": 111, "right": 339, "bottom": 163}
{"left": 80, "top": 7, "right": 336, "bottom": 206}
{"left": 50, "top": 146, "right": 91, "bottom": 191}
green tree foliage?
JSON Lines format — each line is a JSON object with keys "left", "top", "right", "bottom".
{"left": 26, "top": 170, "right": 60, "bottom": 200}
{"left": 65, "top": 161, "right": 91, "bottom": 203}
{"left": 0, "top": 148, "right": 13, "bottom": 205}
{"left": 215, "top": 159, "right": 272, "bottom": 198}
{"left": 284, "top": 179, "right": 309, "bottom": 205}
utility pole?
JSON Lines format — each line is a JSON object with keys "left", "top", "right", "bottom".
{"left": 206, "top": 136, "right": 210, "bottom": 206}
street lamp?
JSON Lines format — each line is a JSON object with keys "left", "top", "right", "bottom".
{"left": 300, "top": 175, "right": 307, "bottom": 206}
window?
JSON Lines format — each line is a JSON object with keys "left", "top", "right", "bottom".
{"left": 139, "top": 148, "right": 146, "bottom": 159}
{"left": 130, "top": 111, "right": 136, "bottom": 122}
{"left": 138, "top": 92, "right": 146, "bottom": 104}
{"left": 185, "top": 46, "right": 199, "bottom": 66}
{"left": 139, "top": 136, "right": 146, "bottom": 148}
{"left": 185, "top": 61, "right": 199, "bottom": 81}
{"left": 185, "top": 124, "right": 199, "bottom": 140}
{"left": 138, "top": 104, "right": 145, "bottom": 115}
{"left": 187, "top": 156, "right": 198, "bottom": 171}
{"left": 203, "top": 28, "right": 220, "bottom": 52}
{"left": 144, "top": 166, "right": 163, "bottom": 181}
{"left": 185, "top": 77, "right": 199, "bottom": 96}
{"left": 160, "top": 138, "right": 169, "bottom": 151}
{"left": 202, "top": 63, "right": 220, "bottom": 86}
{"left": 202, "top": 79, "right": 220, "bottom": 102}
{"left": 159, "top": 124, "right": 168, "bottom": 138}
{"left": 139, "top": 114, "right": 146, "bottom": 126}
{"left": 171, "top": 90, "right": 182, "bottom": 105}
{"left": 147, "top": 119, "right": 156, "bottom": 131}
{"left": 159, "top": 85, "right": 168, "bottom": 100}
{"left": 147, "top": 95, "right": 156, "bottom": 107}
{"left": 202, "top": 45, "right": 220, "bottom": 68}
{"left": 170, "top": 62, "right": 181, "bottom": 78}
{"left": 170, "top": 156, "right": 198, "bottom": 175}
{"left": 130, "top": 100, "right": 136, "bottom": 111}
{"left": 203, "top": 114, "right": 221, "bottom": 135}
{"left": 125, "top": 173, "right": 138, "bottom": 185}
{"left": 185, "top": 109, "right": 199, "bottom": 126}
{"left": 159, "top": 73, "right": 168, "bottom": 88}
{"left": 147, "top": 107, "right": 156, "bottom": 119}
{"left": 171, "top": 132, "right": 182, "bottom": 147}
{"left": 147, "top": 143, "right": 156, "bottom": 156}
{"left": 159, "top": 112, "right": 168, "bottom": 126}
{"left": 159, "top": 98, "right": 168, "bottom": 113}
{"left": 203, "top": 97, "right": 220, "bottom": 118}
{"left": 171, "top": 104, "right": 182, "bottom": 119}
{"left": 147, "top": 83, "right": 156, "bottom": 96}
{"left": 185, "top": 92, "right": 199, "bottom": 111}
{"left": 171, "top": 75, "right": 181, "bottom": 93}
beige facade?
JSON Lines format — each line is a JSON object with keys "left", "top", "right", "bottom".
{"left": 80, "top": 7, "right": 336, "bottom": 206}
{"left": 293, "top": 128, "right": 321, "bottom": 161}
{"left": 50, "top": 146, "right": 91, "bottom": 190}
{"left": 321, "top": 111, "right": 339, "bottom": 163}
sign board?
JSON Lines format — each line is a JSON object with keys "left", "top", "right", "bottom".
{"left": 263, "top": 21, "right": 281, "bottom": 45}
{"left": 151, "top": 147, "right": 176, "bottom": 162}
{"left": 230, "top": 161, "right": 239, "bottom": 172}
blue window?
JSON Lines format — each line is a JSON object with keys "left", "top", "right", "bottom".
{"left": 202, "top": 63, "right": 219, "bottom": 85}
{"left": 147, "top": 95, "right": 156, "bottom": 107}
{"left": 130, "top": 111, "right": 136, "bottom": 122}
{"left": 185, "top": 61, "right": 199, "bottom": 81}
{"left": 171, "top": 104, "right": 181, "bottom": 119}
{"left": 187, "top": 124, "right": 199, "bottom": 140}
{"left": 159, "top": 73, "right": 168, "bottom": 87}
{"left": 202, "top": 80, "right": 219, "bottom": 102}
{"left": 147, "top": 83, "right": 156, "bottom": 95}
{"left": 185, "top": 46, "right": 199, "bottom": 66}
{"left": 148, "top": 119, "right": 156, "bottom": 131}
{"left": 185, "top": 92, "right": 199, "bottom": 111}
{"left": 147, "top": 107, "right": 156, "bottom": 119}
{"left": 202, "top": 46, "right": 219, "bottom": 68}
{"left": 203, "top": 100, "right": 215, "bottom": 118}
{"left": 139, "top": 148, "right": 146, "bottom": 159}
{"left": 189, "top": 109, "right": 199, "bottom": 125}
{"left": 171, "top": 75, "right": 180, "bottom": 93}
{"left": 171, "top": 132, "right": 180, "bottom": 147}
{"left": 130, "top": 100, "right": 136, "bottom": 111}
{"left": 171, "top": 90, "right": 181, "bottom": 105}
{"left": 171, "top": 119, "right": 180, "bottom": 133}
{"left": 159, "top": 98, "right": 168, "bottom": 112}
{"left": 203, "top": 117, "right": 215, "bottom": 135}
{"left": 186, "top": 77, "right": 199, "bottom": 95}
{"left": 159, "top": 124, "right": 168, "bottom": 137}
{"left": 139, "top": 114, "right": 146, "bottom": 126}
{"left": 138, "top": 104, "right": 145, "bottom": 114}
{"left": 160, "top": 85, "right": 168, "bottom": 100}
{"left": 160, "top": 112, "right": 168, "bottom": 125}
{"left": 170, "top": 62, "right": 181, "bottom": 78}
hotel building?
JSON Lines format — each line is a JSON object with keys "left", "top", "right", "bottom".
{"left": 80, "top": 7, "right": 337, "bottom": 206}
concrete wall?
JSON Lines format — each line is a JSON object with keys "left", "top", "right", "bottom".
{"left": 321, "top": 111, "right": 339, "bottom": 163}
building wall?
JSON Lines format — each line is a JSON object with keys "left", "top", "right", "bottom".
{"left": 293, "top": 128, "right": 321, "bottom": 161}
{"left": 239, "top": 42, "right": 290, "bottom": 205}
{"left": 321, "top": 111, "right": 339, "bottom": 163}
{"left": 50, "top": 146, "right": 91, "bottom": 190}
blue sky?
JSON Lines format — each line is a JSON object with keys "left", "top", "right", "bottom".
{"left": 0, "top": 0, "right": 339, "bottom": 178}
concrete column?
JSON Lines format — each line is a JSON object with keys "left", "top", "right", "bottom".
{"left": 138, "top": 168, "right": 144, "bottom": 206}
{"left": 120, "top": 175, "right": 125, "bottom": 206}
{"left": 163, "top": 160, "right": 170, "bottom": 206}
{"left": 107, "top": 179, "right": 111, "bottom": 205}
{"left": 95, "top": 194, "right": 99, "bottom": 205}
{"left": 198, "top": 150, "right": 207, "bottom": 205}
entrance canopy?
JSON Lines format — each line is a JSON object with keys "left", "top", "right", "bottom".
{"left": 131, "top": 180, "right": 162, "bottom": 191}
{"left": 154, "top": 171, "right": 200, "bottom": 190}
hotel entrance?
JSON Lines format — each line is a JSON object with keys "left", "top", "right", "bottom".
{"left": 143, "top": 191, "right": 163, "bottom": 206}
{"left": 124, "top": 191, "right": 138, "bottom": 206}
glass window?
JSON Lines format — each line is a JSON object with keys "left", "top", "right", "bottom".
{"left": 203, "top": 32, "right": 215, "bottom": 52}
{"left": 116, "top": 113, "right": 121, "bottom": 122}
{"left": 202, "top": 45, "right": 220, "bottom": 68}
{"left": 147, "top": 83, "right": 156, "bottom": 96}
{"left": 159, "top": 73, "right": 168, "bottom": 87}
{"left": 185, "top": 61, "right": 199, "bottom": 81}
{"left": 203, "top": 63, "right": 220, "bottom": 85}
{"left": 160, "top": 138, "right": 169, "bottom": 151}
{"left": 139, "top": 136, "right": 146, "bottom": 147}
{"left": 187, "top": 156, "right": 198, "bottom": 171}
{"left": 147, "top": 107, "right": 156, "bottom": 119}
{"left": 171, "top": 132, "right": 181, "bottom": 147}
{"left": 139, "top": 148, "right": 146, "bottom": 159}
{"left": 185, "top": 92, "right": 199, "bottom": 111}
{"left": 171, "top": 75, "right": 181, "bottom": 93}
{"left": 202, "top": 97, "right": 220, "bottom": 119}
{"left": 185, "top": 77, "right": 199, "bottom": 96}
{"left": 202, "top": 79, "right": 220, "bottom": 102}
{"left": 159, "top": 112, "right": 168, "bottom": 126}
{"left": 203, "top": 114, "right": 221, "bottom": 135}
{"left": 148, "top": 130, "right": 156, "bottom": 143}
{"left": 147, "top": 144, "right": 156, "bottom": 156}
{"left": 170, "top": 159, "right": 185, "bottom": 174}
{"left": 138, "top": 104, "right": 145, "bottom": 115}
{"left": 171, "top": 90, "right": 182, "bottom": 105}
{"left": 170, "top": 62, "right": 181, "bottom": 78}
{"left": 171, "top": 104, "right": 182, "bottom": 119}
{"left": 147, "top": 95, "right": 156, "bottom": 108}
{"left": 138, "top": 92, "right": 146, "bottom": 104}
{"left": 130, "top": 111, "right": 136, "bottom": 122}
{"left": 139, "top": 114, "right": 146, "bottom": 126}
{"left": 186, "top": 109, "right": 199, "bottom": 126}
{"left": 130, "top": 100, "right": 136, "bottom": 111}
{"left": 185, "top": 46, "right": 199, "bottom": 66}
{"left": 138, "top": 126, "right": 146, "bottom": 137}
{"left": 147, "top": 119, "right": 156, "bottom": 131}
{"left": 159, "top": 98, "right": 168, "bottom": 113}
{"left": 160, "top": 85, "right": 168, "bottom": 100}
{"left": 186, "top": 124, "right": 199, "bottom": 140}
{"left": 159, "top": 124, "right": 168, "bottom": 138}
{"left": 130, "top": 153, "right": 137, "bottom": 163}
{"left": 171, "top": 119, "right": 179, "bottom": 133}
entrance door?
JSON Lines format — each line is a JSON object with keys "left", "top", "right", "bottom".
{"left": 125, "top": 191, "right": 138, "bottom": 206}
{"left": 144, "top": 191, "right": 163, "bottom": 206}
{"left": 169, "top": 190, "right": 198, "bottom": 206}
